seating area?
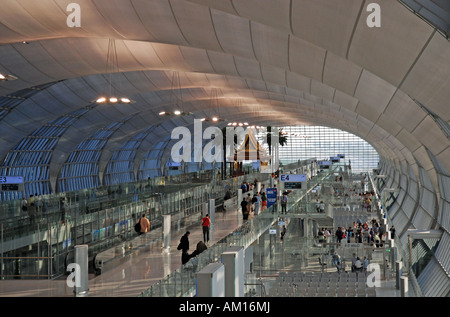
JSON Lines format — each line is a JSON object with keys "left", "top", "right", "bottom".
{"left": 267, "top": 271, "right": 377, "bottom": 297}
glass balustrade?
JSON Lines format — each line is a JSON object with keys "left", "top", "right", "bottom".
{"left": 0, "top": 160, "right": 310, "bottom": 279}
{"left": 139, "top": 166, "right": 399, "bottom": 297}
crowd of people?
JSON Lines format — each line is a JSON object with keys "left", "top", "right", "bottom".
{"left": 240, "top": 181, "right": 268, "bottom": 220}
{"left": 318, "top": 217, "right": 392, "bottom": 248}
{"left": 331, "top": 251, "right": 370, "bottom": 273}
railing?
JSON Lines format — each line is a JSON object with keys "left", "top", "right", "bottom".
{"left": 0, "top": 160, "right": 312, "bottom": 279}
{"left": 139, "top": 166, "right": 332, "bottom": 297}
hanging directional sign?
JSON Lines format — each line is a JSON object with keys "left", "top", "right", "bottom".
{"left": 279, "top": 174, "right": 306, "bottom": 182}
{"left": 0, "top": 176, "right": 24, "bottom": 184}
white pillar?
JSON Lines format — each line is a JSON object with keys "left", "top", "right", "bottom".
{"left": 396, "top": 261, "right": 402, "bottom": 290}
{"left": 222, "top": 246, "right": 245, "bottom": 297}
{"left": 237, "top": 188, "right": 242, "bottom": 209}
{"left": 196, "top": 262, "right": 225, "bottom": 297}
{"left": 74, "top": 245, "right": 89, "bottom": 295}
{"left": 400, "top": 276, "right": 408, "bottom": 297}
{"left": 163, "top": 214, "right": 171, "bottom": 251}
{"left": 209, "top": 199, "right": 215, "bottom": 225}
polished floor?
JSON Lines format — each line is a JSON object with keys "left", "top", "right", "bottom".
{"left": 0, "top": 203, "right": 400, "bottom": 297}
{"left": 0, "top": 205, "right": 247, "bottom": 297}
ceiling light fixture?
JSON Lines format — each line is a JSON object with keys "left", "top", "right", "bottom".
{"left": 199, "top": 88, "right": 226, "bottom": 123}
{"left": 158, "top": 71, "right": 192, "bottom": 117}
{"left": 94, "top": 39, "right": 134, "bottom": 105}
{"left": 227, "top": 122, "right": 259, "bottom": 128}
{"left": 0, "top": 73, "right": 18, "bottom": 81}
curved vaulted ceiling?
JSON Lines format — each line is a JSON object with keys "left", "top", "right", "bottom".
{"left": 0, "top": 0, "right": 449, "bottom": 195}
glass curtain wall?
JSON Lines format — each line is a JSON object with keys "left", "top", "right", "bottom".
{"left": 272, "top": 126, "right": 379, "bottom": 173}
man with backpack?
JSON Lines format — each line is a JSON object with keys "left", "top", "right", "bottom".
{"left": 136, "top": 213, "right": 150, "bottom": 235}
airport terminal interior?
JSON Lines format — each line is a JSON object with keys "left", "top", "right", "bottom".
{"left": 0, "top": 0, "right": 449, "bottom": 298}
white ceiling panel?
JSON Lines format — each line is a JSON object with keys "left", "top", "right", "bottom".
{"left": 348, "top": 0, "right": 433, "bottom": 86}
{"left": 354, "top": 70, "right": 396, "bottom": 115}
{"left": 0, "top": 0, "right": 60, "bottom": 41}
{"left": 234, "top": 56, "right": 262, "bottom": 81}
{"left": 179, "top": 47, "right": 215, "bottom": 74}
{"left": 171, "top": 0, "right": 223, "bottom": 51}
{"left": 395, "top": 128, "right": 421, "bottom": 153}
{"left": 288, "top": 36, "right": 326, "bottom": 82}
{"left": 130, "top": 0, "right": 188, "bottom": 45}
{"left": 0, "top": 0, "right": 448, "bottom": 204}
{"left": 206, "top": 51, "right": 239, "bottom": 76}
{"left": 413, "top": 145, "right": 435, "bottom": 171}
{"left": 323, "top": 52, "right": 362, "bottom": 96}
{"left": 122, "top": 41, "right": 165, "bottom": 70}
{"left": 375, "top": 113, "right": 403, "bottom": 137}
{"left": 260, "top": 64, "right": 286, "bottom": 87}
{"left": 211, "top": 9, "right": 256, "bottom": 60}
{"left": 250, "top": 21, "right": 289, "bottom": 69}
{"left": 384, "top": 90, "right": 427, "bottom": 133}
{"left": 310, "top": 80, "right": 335, "bottom": 102}
{"left": 333, "top": 90, "right": 358, "bottom": 112}
{"left": 400, "top": 33, "right": 450, "bottom": 122}
{"left": 186, "top": 0, "right": 237, "bottom": 15}
{"left": 291, "top": 0, "right": 362, "bottom": 57}
{"left": 232, "top": 0, "right": 291, "bottom": 32}
{"left": 412, "top": 116, "right": 448, "bottom": 155}
{"left": 286, "top": 71, "right": 311, "bottom": 93}
{"left": 151, "top": 43, "right": 193, "bottom": 71}
{"left": 89, "top": 0, "right": 154, "bottom": 40}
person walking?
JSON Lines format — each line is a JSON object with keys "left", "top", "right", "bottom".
{"left": 281, "top": 192, "right": 288, "bottom": 213}
{"left": 177, "top": 231, "right": 191, "bottom": 265}
{"left": 390, "top": 225, "right": 396, "bottom": 239}
{"left": 253, "top": 193, "right": 261, "bottom": 216}
{"left": 202, "top": 214, "right": 211, "bottom": 245}
{"left": 137, "top": 213, "right": 150, "bottom": 235}
{"left": 280, "top": 225, "right": 287, "bottom": 241}
{"left": 241, "top": 198, "right": 249, "bottom": 220}
{"left": 261, "top": 192, "right": 267, "bottom": 211}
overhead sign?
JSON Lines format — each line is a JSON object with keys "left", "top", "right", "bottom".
{"left": 330, "top": 157, "right": 340, "bottom": 162}
{"left": 2, "top": 184, "right": 19, "bottom": 191}
{"left": 317, "top": 160, "right": 331, "bottom": 166}
{"left": 284, "top": 182, "right": 302, "bottom": 190}
{"left": 166, "top": 162, "right": 181, "bottom": 167}
{"left": 337, "top": 154, "right": 345, "bottom": 158}
{"left": 0, "top": 176, "right": 24, "bottom": 184}
{"left": 279, "top": 174, "right": 306, "bottom": 182}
